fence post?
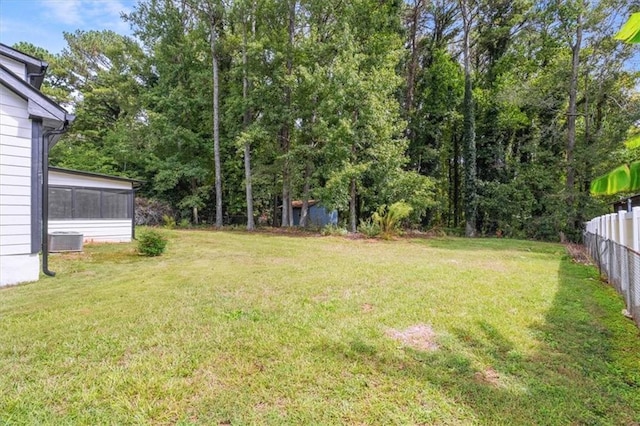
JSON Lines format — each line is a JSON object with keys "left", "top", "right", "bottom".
{"left": 619, "top": 211, "right": 629, "bottom": 296}
{"left": 607, "top": 213, "right": 618, "bottom": 242}
{"left": 633, "top": 206, "right": 640, "bottom": 253}
{"left": 619, "top": 210, "right": 627, "bottom": 249}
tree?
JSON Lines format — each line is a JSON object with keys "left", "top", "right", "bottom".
{"left": 458, "top": 0, "right": 478, "bottom": 237}
{"left": 47, "top": 30, "right": 147, "bottom": 176}
{"left": 125, "top": 0, "right": 218, "bottom": 223}
{"left": 10, "top": 42, "right": 73, "bottom": 104}
{"left": 240, "top": 0, "right": 256, "bottom": 230}
{"left": 31, "top": 0, "right": 638, "bottom": 239}
{"left": 185, "top": 0, "right": 225, "bottom": 228}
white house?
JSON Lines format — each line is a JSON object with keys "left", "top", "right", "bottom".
{"left": 48, "top": 167, "right": 141, "bottom": 243}
{"left": 1, "top": 43, "right": 73, "bottom": 286}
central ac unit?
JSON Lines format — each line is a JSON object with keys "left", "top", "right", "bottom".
{"left": 48, "top": 232, "right": 84, "bottom": 252}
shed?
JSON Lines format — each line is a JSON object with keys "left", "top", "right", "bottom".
{"left": 291, "top": 200, "right": 338, "bottom": 227}
{"left": 48, "top": 167, "right": 142, "bottom": 243}
{"left": 0, "top": 43, "right": 73, "bottom": 287}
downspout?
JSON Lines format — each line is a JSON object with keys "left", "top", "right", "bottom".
{"left": 131, "top": 188, "right": 136, "bottom": 240}
{"left": 42, "top": 123, "right": 68, "bottom": 277}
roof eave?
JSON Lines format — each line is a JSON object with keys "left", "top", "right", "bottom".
{"left": 49, "top": 166, "right": 145, "bottom": 186}
{"left": 0, "top": 64, "right": 73, "bottom": 126}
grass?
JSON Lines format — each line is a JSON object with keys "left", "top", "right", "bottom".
{"left": 1, "top": 230, "right": 639, "bottom": 424}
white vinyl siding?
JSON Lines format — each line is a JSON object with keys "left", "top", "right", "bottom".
{"left": 49, "top": 220, "right": 132, "bottom": 243}
{"left": 0, "top": 56, "right": 26, "bottom": 80}
{"left": 49, "top": 171, "right": 132, "bottom": 190}
{"left": 0, "top": 253, "right": 39, "bottom": 286}
{"left": 0, "top": 85, "right": 32, "bottom": 258}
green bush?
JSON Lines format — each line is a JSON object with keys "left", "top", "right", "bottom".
{"left": 162, "top": 214, "right": 176, "bottom": 229}
{"left": 137, "top": 229, "right": 168, "bottom": 257}
{"left": 321, "top": 224, "right": 348, "bottom": 236}
{"left": 372, "top": 201, "right": 413, "bottom": 239}
{"left": 358, "top": 218, "right": 381, "bottom": 238}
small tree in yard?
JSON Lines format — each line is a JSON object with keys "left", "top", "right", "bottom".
{"left": 137, "top": 230, "right": 168, "bottom": 257}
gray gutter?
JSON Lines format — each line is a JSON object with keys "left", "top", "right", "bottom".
{"left": 0, "top": 43, "right": 48, "bottom": 89}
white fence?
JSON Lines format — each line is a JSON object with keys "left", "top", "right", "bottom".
{"left": 584, "top": 207, "right": 640, "bottom": 329}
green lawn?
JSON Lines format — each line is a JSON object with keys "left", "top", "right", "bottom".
{"left": 1, "top": 230, "right": 639, "bottom": 424}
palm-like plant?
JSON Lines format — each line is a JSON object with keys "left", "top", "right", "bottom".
{"left": 590, "top": 14, "right": 640, "bottom": 196}
{"left": 614, "top": 13, "right": 640, "bottom": 43}
{"left": 372, "top": 202, "right": 413, "bottom": 239}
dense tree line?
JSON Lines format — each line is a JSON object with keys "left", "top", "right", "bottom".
{"left": 16, "top": 0, "right": 640, "bottom": 240}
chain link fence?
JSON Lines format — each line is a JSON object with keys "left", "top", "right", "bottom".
{"left": 584, "top": 231, "right": 640, "bottom": 329}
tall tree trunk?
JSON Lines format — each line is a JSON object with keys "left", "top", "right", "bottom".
{"left": 211, "top": 18, "right": 223, "bottom": 228}
{"left": 459, "top": 0, "right": 476, "bottom": 237}
{"left": 300, "top": 161, "right": 311, "bottom": 227}
{"left": 281, "top": 0, "right": 295, "bottom": 227}
{"left": 566, "top": 11, "right": 582, "bottom": 235}
{"left": 452, "top": 133, "right": 460, "bottom": 228}
{"left": 280, "top": 130, "right": 291, "bottom": 227}
{"left": 349, "top": 177, "right": 357, "bottom": 233}
{"left": 405, "top": 0, "right": 422, "bottom": 119}
{"left": 191, "top": 178, "right": 199, "bottom": 224}
{"left": 243, "top": 5, "right": 255, "bottom": 231}
{"left": 281, "top": 126, "right": 291, "bottom": 227}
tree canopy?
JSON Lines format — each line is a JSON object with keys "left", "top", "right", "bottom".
{"left": 19, "top": 0, "right": 640, "bottom": 240}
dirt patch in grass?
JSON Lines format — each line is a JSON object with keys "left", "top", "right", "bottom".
{"left": 474, "top": 367, "right": 501, "bottom": 387}
{"left": 386, "top": 324, "right": 439, "bottom": 351}
{"left": 361, "top": 303, "right": 374, "bottom": 313}
{"left": 565, "top": 243, "right": 592, "bottom": 265}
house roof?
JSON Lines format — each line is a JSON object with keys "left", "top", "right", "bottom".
{"left": 613, "top": 194, "right": 640, "bottom": 212}
{"left": 0, "top": 63, "right": 74, "bottom": 129}
{"left": 291, "top": 200, "right": 319, "bottom": 208}
{"left": 49, "top": 167, "right": 144, "bottom": 187}
{"left": 0, "top": 43, "right": 48, "bottom": 89}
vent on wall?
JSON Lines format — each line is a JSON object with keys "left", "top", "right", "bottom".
{"left": 48, "top": 232, "right": 84, "bottom": 252}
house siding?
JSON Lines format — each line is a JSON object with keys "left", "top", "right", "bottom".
{"left": 31, "top": 121, "right": 42, "bottom": 253}
{"left": 0, "top": 84, "right": 38, "bottom": 286}
{"left": 0, "top": 56, "right": 26, "bottom": 81}
{"left": 49, "top": 220, "right": 132, "bottom": 243}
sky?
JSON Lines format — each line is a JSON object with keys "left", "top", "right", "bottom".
{"left": 0, "top": 0, "right": 136, "bottom": 54}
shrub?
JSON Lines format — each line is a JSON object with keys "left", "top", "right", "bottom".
{"left": 321, "top": 224, "right": 348, "bottom": 236}
{"left": 372, "top": 201, "right": 413, "bottom": 239}
{"left": 162, "top": 214, "right": 176, "bottom": 229}
{"left": 137, "top": 229, "right": 168, "bottom": 257}
{"left": 358, "top": 218, "right": 381, "bottom": 238}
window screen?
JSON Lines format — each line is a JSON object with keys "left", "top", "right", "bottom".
{"left": 49, "top": 187, "right": 132, "bottom": 220}
{"left": 49, "top": 188, "right": 72, "bottom": 219}
{"left": 75, "top": 189, "right": 101, "bottom": 219}
{"left": 102, "top": 191, "right": 130, "bottom": 219}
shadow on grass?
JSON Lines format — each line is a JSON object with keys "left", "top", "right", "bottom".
{"left": 329, "top": 259, "right": 640, "bottom": 424}
{"left": 414, "top": 237, "right": 564, "bottom": 255}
